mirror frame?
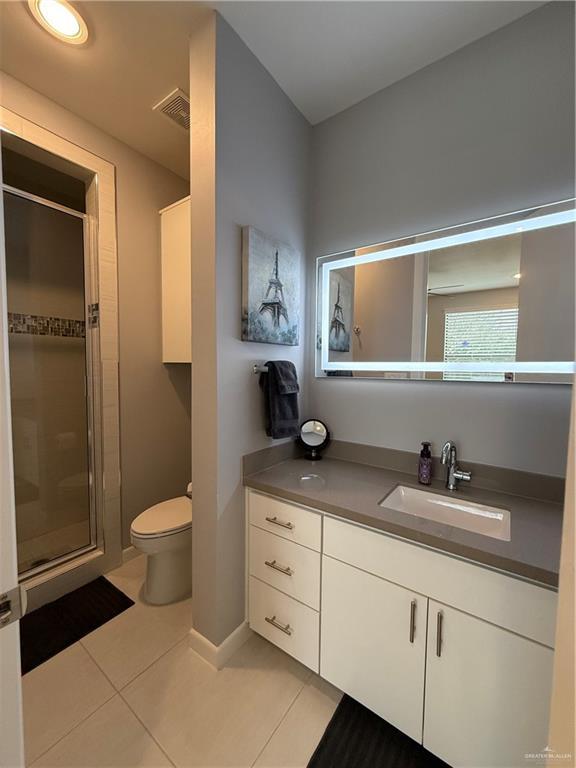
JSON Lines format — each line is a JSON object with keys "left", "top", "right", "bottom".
{"left": 316, "top": 199, "right": 576, "bottom": 381}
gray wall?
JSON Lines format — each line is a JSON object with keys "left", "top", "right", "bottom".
{"left": 190, "top": 14, "right": 310, "bottom": 645}
{"left": 0, "top": 74, "right": 191, "bottom": 543}
{"left": 308, "top": 3, "right": 574, "bottom": 476}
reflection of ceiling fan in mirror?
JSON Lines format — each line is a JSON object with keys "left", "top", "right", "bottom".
{"left": 427, "top": 284, "right": 465, "bottom": 295}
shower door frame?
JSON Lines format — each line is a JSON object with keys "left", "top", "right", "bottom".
{"left": 1, "top": 106, "right": 122, "bottom": 610}
{"left": 2, "top": 183, "right": 102, "bottom": 580}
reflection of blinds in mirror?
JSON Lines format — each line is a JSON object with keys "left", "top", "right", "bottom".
{"left": 443, "top": 308, "right": 519, "bottom": 382}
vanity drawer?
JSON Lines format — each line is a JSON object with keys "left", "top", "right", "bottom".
{"left": 248, "top": 490, "right": 322, "bottom": 551}
{"left": 249, "top": 576, "right": 319, "bottom": 672}
{"left": 249, "top": 525, "right": 321, "bottom": 609}
{"left": 324, "top": 516, "right": 557, "bottom": 647}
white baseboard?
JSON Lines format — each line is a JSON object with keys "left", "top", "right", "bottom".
{"left": 122, "top": 545, "right": 140, "bottom": 564}
{"left": 189, "top": 621, "right": 253, "bottom": 670}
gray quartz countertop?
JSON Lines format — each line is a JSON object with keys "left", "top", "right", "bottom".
{"left": 244, "top": 458, "right": 563, "bottom": 587}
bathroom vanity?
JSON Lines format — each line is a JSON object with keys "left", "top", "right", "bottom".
{"left": 244, "top": 458, "right": 561, "bottom": 768}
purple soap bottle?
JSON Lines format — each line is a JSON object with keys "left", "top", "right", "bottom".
{"left": 418, "top": 442, "right": 432, "bottom": 485}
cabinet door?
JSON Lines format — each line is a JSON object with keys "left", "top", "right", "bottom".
{"left": 424, "top": 601, "right": 554, "bottom": 768}
{"left": 161, "top": 199, "right": 191, "bottom": 363}
{"left": 320, "top": 555, "right": 427, "bottom": 742}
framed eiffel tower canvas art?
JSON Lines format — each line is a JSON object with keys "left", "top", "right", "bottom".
{"left": 242, "top": 226, "right": 300, "bottom": 346}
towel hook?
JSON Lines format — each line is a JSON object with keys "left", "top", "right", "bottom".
{"left": 253, "top": 364, "right": 269, "bottom": 374}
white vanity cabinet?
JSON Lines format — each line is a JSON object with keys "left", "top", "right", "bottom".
{"left": 160, "top": 197, "right": 191, "bottom": 363}
{"left": 321, "top": 555, "right": 427, "bottom": 742}
{"left": 247, "top": 492, "right": 322, "bottom": 672}
{"left": 245, "top": 489, "right": 557, "bottom": 768}
{"left": 424, "top": 601, "right": 554, "bottom": 768}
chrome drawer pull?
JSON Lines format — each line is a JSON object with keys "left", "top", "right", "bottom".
{"left": 264, "top": 559, "right": 293, "bottom": 576}
{"left": 265, "top": 516, "right": 294, "bottom": 530}
{"left": 265, "top": 615, "right": 292, "bottom": 636}
{"left": 409, "top": 600, "right": 416, "bottom": 644}
{"left": 436, "top": 611, "right": 443, "bottom": 657}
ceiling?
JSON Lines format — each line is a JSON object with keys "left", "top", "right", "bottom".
{"left": 0, "top": 1, "right": 202, "bottom": 178}
{"left": 0, "top": 1, "right": 544, "bottom": 178}
{"left": 213, "top": 1, "right": 544, "bottom": 124}
{"left": 428, "top": 236, "right": 521, "bottom": 295}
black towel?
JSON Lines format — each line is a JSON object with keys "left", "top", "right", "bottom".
{"left": 259, "top": 360, "right": 300, "bottom": 439}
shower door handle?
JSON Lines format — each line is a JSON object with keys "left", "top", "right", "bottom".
{"left": 0, "top": 585, "right": 27, "bottom": 629}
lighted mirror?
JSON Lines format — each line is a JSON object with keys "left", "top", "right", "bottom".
{"left": 316, "top": 200, "right": 575, "bottom": 383}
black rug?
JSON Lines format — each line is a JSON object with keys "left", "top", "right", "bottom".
{"left": 308, "top": 695, "right": 450, "bottom": 768}
{"left": 20, "top": 576, "right": 134, "bottom": 674}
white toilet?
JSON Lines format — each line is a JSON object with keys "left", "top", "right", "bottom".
{"left": 130, "top": 495, "right": 192, "bottom": 605}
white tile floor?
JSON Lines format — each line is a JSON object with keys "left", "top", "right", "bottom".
{"left": 23, "top": 556, "right": 341, "bottom": 768}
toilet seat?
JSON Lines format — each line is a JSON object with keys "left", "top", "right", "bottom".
{"left": 131, "top": 496, "right": 192, "bottom": 539}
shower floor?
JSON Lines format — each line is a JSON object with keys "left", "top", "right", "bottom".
{"left": 17, "top": 519, "right": 91, "bottom": 574}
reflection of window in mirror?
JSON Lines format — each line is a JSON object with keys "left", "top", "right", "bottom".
{"left": 424, "top": 223, "right": 575, "bottom": 382}
{"left": 425, "top": 234, "right": 521, "bottom": 381}
{"left": 442, "top": 308, "right": 519, "bottom": 382}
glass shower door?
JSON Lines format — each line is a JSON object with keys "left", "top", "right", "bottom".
{"left": 3, "top": 188, "right": 95, "bottom": 576}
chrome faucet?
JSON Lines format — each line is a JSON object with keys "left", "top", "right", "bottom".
{"left": 441, "top": 441, "right": 472, "bottom": 491}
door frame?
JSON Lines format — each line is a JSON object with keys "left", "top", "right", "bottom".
{"left": 0, "top": 138, "right": 25, "bottom": 768}
{"left": 0, "top": 106, "right": 122, "bottom": 610}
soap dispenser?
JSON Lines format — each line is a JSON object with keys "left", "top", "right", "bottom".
{"left": 418, "top": 442, "right": 432, "bottom": 485}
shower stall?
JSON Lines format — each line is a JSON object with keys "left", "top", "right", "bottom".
{"left": 4, "top": 186, "right": 98, "bottom": 577}
{"left": 1, "top": 131, "right": 114, "bottom": 590}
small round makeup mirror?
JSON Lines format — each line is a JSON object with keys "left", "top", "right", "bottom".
{"left": 299, "top": 419, "right": 330, "bottom": 461}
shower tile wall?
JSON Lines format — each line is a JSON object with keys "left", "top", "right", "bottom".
{"left": 8, "top": 313, "right": 86, "bottom": 338}
{"left": 4, "top": 191, "right": 92, "bottom": 573}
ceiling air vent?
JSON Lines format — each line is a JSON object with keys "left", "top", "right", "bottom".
{"left": 153, "top": 88, "right": 190, "bottom": 131}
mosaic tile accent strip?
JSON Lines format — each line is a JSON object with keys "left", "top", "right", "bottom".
{"left": 8, "top": 312, "right": 86, "bottom": 338}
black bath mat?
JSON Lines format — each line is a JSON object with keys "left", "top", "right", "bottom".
{"left": 308, "top": 695, "right": 450, "bottom": 768}
{"left": 20, "top": 576, "right": 134, "bottom": 674}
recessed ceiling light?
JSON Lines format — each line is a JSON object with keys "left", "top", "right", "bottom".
{"left": 513, "top": 273, "right": 522, "bottom": 279}
{"left": 28, "top": 0, "right": 88, "bottom": 45}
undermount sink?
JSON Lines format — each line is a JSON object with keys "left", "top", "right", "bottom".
{"left": 380, "top": 485, "right": 511, "bottom": 541}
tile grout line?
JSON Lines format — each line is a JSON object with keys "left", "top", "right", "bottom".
{"left": 24, "top": 569, "right": 138, "bottom": 765}
{"left": 249, "top": 677, "right": 310, "bottom": 767}
{"left": 79, "top": 638, "right": 123, "bottom": 692}
{"left": 37, "top": 560, "right": 306, "bottom": 768}
{"left": 112, "top": 611, "right": 309, "bottom": 768}
{"left": 100, "top": 609, "right": 308, "bottom": 768}
{"left": 117, "top": 689, "right": 177, "bottom": 768}
{"left": 30, "top": 634, "right": 182, "bottom": 768}
{"left": 27, "top": 690, "right": 117, "bottom": 767}
{"left": 25, "top": 563, "right": 158, "bottom": 765}
{"left": 79, "top": 620, "right": 190, "bottom": 693}
{"left": 113, "top": 630, "right": 201, "bottom": 768}
{"left": 81, "top": 624, "right": 186, "bottom": 768}
{"left": 80, "top": 560, "right": 191, "bottom": 699}
{"left": 117, "top": 629, "right": 190, "bottom": 691}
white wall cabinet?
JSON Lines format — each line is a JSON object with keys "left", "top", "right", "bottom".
{"left": 246, "top": 490, "right": 556, "bottom": 768}
{"left": 321, "top": 555, "right": 427, "bottom": 742}
{"left": 160, "top": 197, "right": 191, "bottom": 363}
{"left": 424, "top": 601, "right": 554, "bottom": 768}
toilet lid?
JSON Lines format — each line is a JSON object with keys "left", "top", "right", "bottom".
{"left": 131, "top": 496, "right": 192, "bottom": 537}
